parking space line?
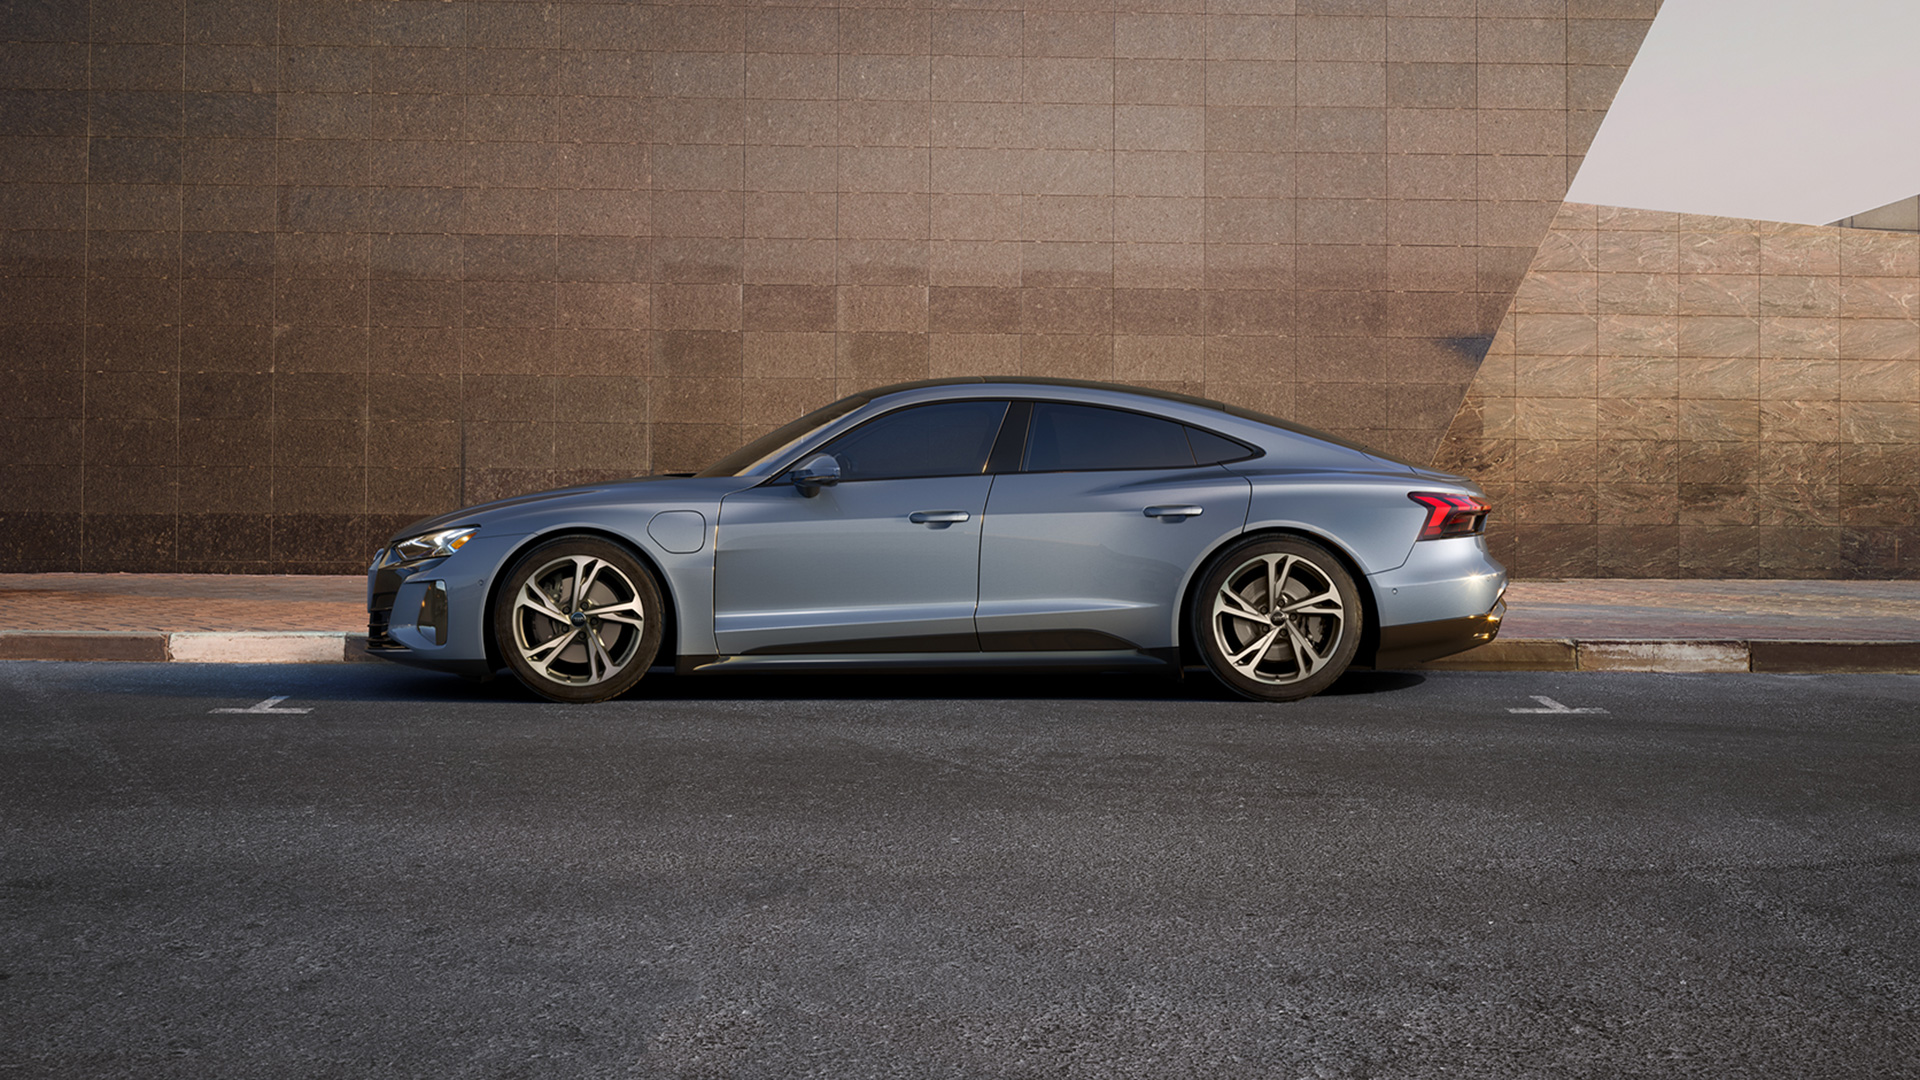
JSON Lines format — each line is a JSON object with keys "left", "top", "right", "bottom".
{"left": 211, "top": 696, "right": 313, "bottom": 715}
{"left": 1507, "top": 695, "right": 1608, "bottom": 715}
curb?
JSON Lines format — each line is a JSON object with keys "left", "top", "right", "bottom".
{"left": 1411, "top": 638, "right": 1920, "bottom": 674}
{"left": 1, "top": 632, "right": 1917, "bottom": 673}
{"left": 0, "top": 631, "right": 377, "bottom": 664}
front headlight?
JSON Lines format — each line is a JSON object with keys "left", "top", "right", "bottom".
{"left": 388, "top": 526, "right": 479, "bottom": 565}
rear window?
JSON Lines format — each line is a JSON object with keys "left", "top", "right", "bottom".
{"left": 1023, "top": 403, "right": 1195, "bottom": 472}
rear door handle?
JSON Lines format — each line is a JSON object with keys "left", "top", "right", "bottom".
{"left": 909, "top": 510, "right": 971, "bottom": 524}
{"left": 1144, "top": 505, "right": 1204, "bottom": 518}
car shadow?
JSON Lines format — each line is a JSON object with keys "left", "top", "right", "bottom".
{"left": 98, "top": 661, "right": 1426, "bottom": 705}
{"left": 450, "top": 665, "right": 1426, "bottom": 703}
{"left": 414, "top": 666, "right": 1428, "bottom": 703}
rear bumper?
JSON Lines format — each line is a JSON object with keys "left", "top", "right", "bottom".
{"left": 1361, "top": 535, "right": 1506, "bottom": 668}
{"left": 1370, "top": 597, "right": 1505, "bottom": 668}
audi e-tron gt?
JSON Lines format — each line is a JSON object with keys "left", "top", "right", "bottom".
{"left": 367, "top": 378, "right": 1505, "bottom": 702}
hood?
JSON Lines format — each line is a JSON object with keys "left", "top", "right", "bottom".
{"left": 387, "top": 474, "right": 742, "bottom": 541}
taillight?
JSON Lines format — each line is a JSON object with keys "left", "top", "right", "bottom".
{"left": 1409, "top": 492, "right": 1489, "bottom": 540}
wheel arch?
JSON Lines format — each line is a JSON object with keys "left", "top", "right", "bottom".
{"left": 481, "top": 526, "right": 680, "bottom": 674}
{"left": 1176, "top": 525, "right": 1383, "bottom": 670}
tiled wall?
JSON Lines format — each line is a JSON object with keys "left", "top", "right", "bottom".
{"left": 1435, "top": 202, "right": 1920, "bottom": 578}
{"left": 0, "top": 0, "right": 1657, "bottom": 572}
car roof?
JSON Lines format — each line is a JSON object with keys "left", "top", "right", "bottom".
{"left": 862, "top": 376, "right": 1229, "bottom": 413}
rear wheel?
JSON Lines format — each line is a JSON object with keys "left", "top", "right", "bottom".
{"left": 493, "top": 536, "right": 663, "bottom": 703}
{"left": 1192, "top": 536, "right": 1360, "bottom": 702}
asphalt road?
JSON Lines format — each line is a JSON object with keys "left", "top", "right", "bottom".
{"left": 3, "top": 662, "right": 1917, "bottom": 1079}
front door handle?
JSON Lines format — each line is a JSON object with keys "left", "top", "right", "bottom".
{"left": 909, "top": 510, "right": 971, "bottom": 525}
{"left": 1144, "top": 505, "right": 1204, "bottom": 518}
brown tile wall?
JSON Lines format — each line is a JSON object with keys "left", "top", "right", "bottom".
{"left": 1435, "top": 202, "right": 1920, "bottom": 578}
{"left": 0, "top": 0, "right": 1656, "bottom": 571}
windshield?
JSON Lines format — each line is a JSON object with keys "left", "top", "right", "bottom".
{"left": 694, "top": 393, "right": 869, "bottom": 478}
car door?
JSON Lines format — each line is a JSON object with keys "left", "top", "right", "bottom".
{"left": 975, "top": 401, "right": 1253, "bottom": 652}
{"left": 712, "top": 399, "right": 1011, "bottom": 656}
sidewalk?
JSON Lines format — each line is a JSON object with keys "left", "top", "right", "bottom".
{"left": 1, "top": 573, "right": 1916, "bottom": 672}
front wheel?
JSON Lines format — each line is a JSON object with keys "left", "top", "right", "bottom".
{"left": 493, "top": 536, "right": 664, "bottom": 703}
{"left": 1191, "top": 536, "right": 1361, "bottom": 702}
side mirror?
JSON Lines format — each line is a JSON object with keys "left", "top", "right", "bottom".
{"left": 790, "top": 453, "right": 841, "bottom": 498}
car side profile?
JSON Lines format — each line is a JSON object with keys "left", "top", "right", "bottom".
{"left": 366, "top": 378, "right": 1506, "bottom": 702}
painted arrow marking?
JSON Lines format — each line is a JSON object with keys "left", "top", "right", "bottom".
{"left": 1507, "top": 695, "right": 1608, "bottom": 715}
{"left": 212, "top": 696, "right": 312, "bottom": 715}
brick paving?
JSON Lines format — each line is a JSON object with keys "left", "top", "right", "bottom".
{"left": 1501, "top": 579, "right": 1920, "bottom": 642}
{"left": 0, "top": 574, "right": 364, "bottom": 634}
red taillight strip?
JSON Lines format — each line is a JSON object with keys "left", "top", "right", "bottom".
{"left": 1409, "top": 491, "right": 1489, "bottom": 540}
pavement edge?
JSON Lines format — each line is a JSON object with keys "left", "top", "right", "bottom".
{"left": 0, "top": 631, "right": 374, "bottom": 664}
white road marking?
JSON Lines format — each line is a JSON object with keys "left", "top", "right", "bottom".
{"left": 211, "top": 696, "right": 312, "bottom": 715}
{"left": 1508, "top": 695, "right": 1608, "bottom": 715}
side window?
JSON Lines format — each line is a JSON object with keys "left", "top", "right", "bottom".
{"left": 1023, "top": 403, "right": 1196, "bottom": 472}
{"left": 1186, "top": 426, "right": 1254, "bottom": 465}
{"left": 814, "top": 400, "right": 1010, "bottom": 481}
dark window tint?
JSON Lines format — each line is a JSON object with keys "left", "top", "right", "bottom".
{"left": 816, "top": 400, "right": 1009, "bottom": 480}
{"left": 1023, "top": 403, "right": 1196, "bottom": 472}
{"left": 1185, "top": 426, "right": 1253, "bottom": 465}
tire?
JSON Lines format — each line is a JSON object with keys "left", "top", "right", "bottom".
{"left": 492, "top": 536, "right": 664, "bottom": 704}
{"left": 1191, "top": 535, "right": 1361, "bottom": 702}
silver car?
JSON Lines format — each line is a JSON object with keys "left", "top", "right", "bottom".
{"left": 366, "top": 378, "right": 1506, "bottom": 703}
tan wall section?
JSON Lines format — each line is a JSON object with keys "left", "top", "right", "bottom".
{"left": 0, "top": 1, "right": 1660, "bottom": 572}
{"left": 1434, "top": 202, "right": 1920, "bottom": 578}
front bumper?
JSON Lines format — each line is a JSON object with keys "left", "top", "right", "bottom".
{"left": 364, "top": 538, "right": 519, "bottom": 679}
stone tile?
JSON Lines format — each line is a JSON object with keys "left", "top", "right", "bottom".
{"left": 1841, "top": 485, "right": 1920, "bottom": 528}
{"left": 1597, "top": 314, "right": 1677, "bottom": 357}
{"left": 1677, "top": 230, "right": 1760, "bottom": 275}
{"left": 1596, "top": 481, "right": 1677, "bottom": 526}
{"left": 1754, "top": 441, "right": 1842, "bottom": 486}
{"left": 1840, "top": 277, "right": 1920, "bottom": 321}
{"left": 1597, "top": 396, "right": 1677, "bottom": 440}
{"left": 1513, "top": 438, "right": 1595, "bottom": 482}
{"left": 1679, "top": 398, "right": 1759, "bottom": 441}
{"left": 1677, "top": 274, "right": 1757, "bottom": 318}
{"left": 1840, "top": 359, "right": 1920, "bottom": 402}
{"left": 1595, "top": 356, "right": 1675, "bottom": 398}
{"left": 1513, "top": 353, "right": 1594, "bottom": 397}
{"left": 1759, "top": 358, "right": 1839, "bottom": 401}
{"left": 1759, "top": 399, "right": 1842, "bottom": 443}
{"left": 1757, "top": 274, "right": 1842, "bottom": 318}
{"left": 1840, "top": 230, "right": 1920, "bottom": 277}
{"left": 1673, "top": 440, "right": 1755, "bottom": 485}
{"left": 1838, "top": 319, "right": 1920, "bottom": 361}
{"left": 1759, "top": 316, "right": 1841, "bottom": 360}
{"left": 1676, "top": 315, "right": 1759, "bottom": 359}
{"left": 1760, "top": 231, "right": 1841, "bottom": 276}
{"left": 1597, "top": 271, "right": 1677, "bottom": 316}
{"left": 1678, "top": 357, "right": 1757, "bottom": 400}
{"left": 1513, "top": 396, "right": 1596, "bottom": 440}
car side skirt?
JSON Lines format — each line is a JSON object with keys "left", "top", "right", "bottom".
{"left": 677, "top": 648, "right": 1179, "bottom": 676}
